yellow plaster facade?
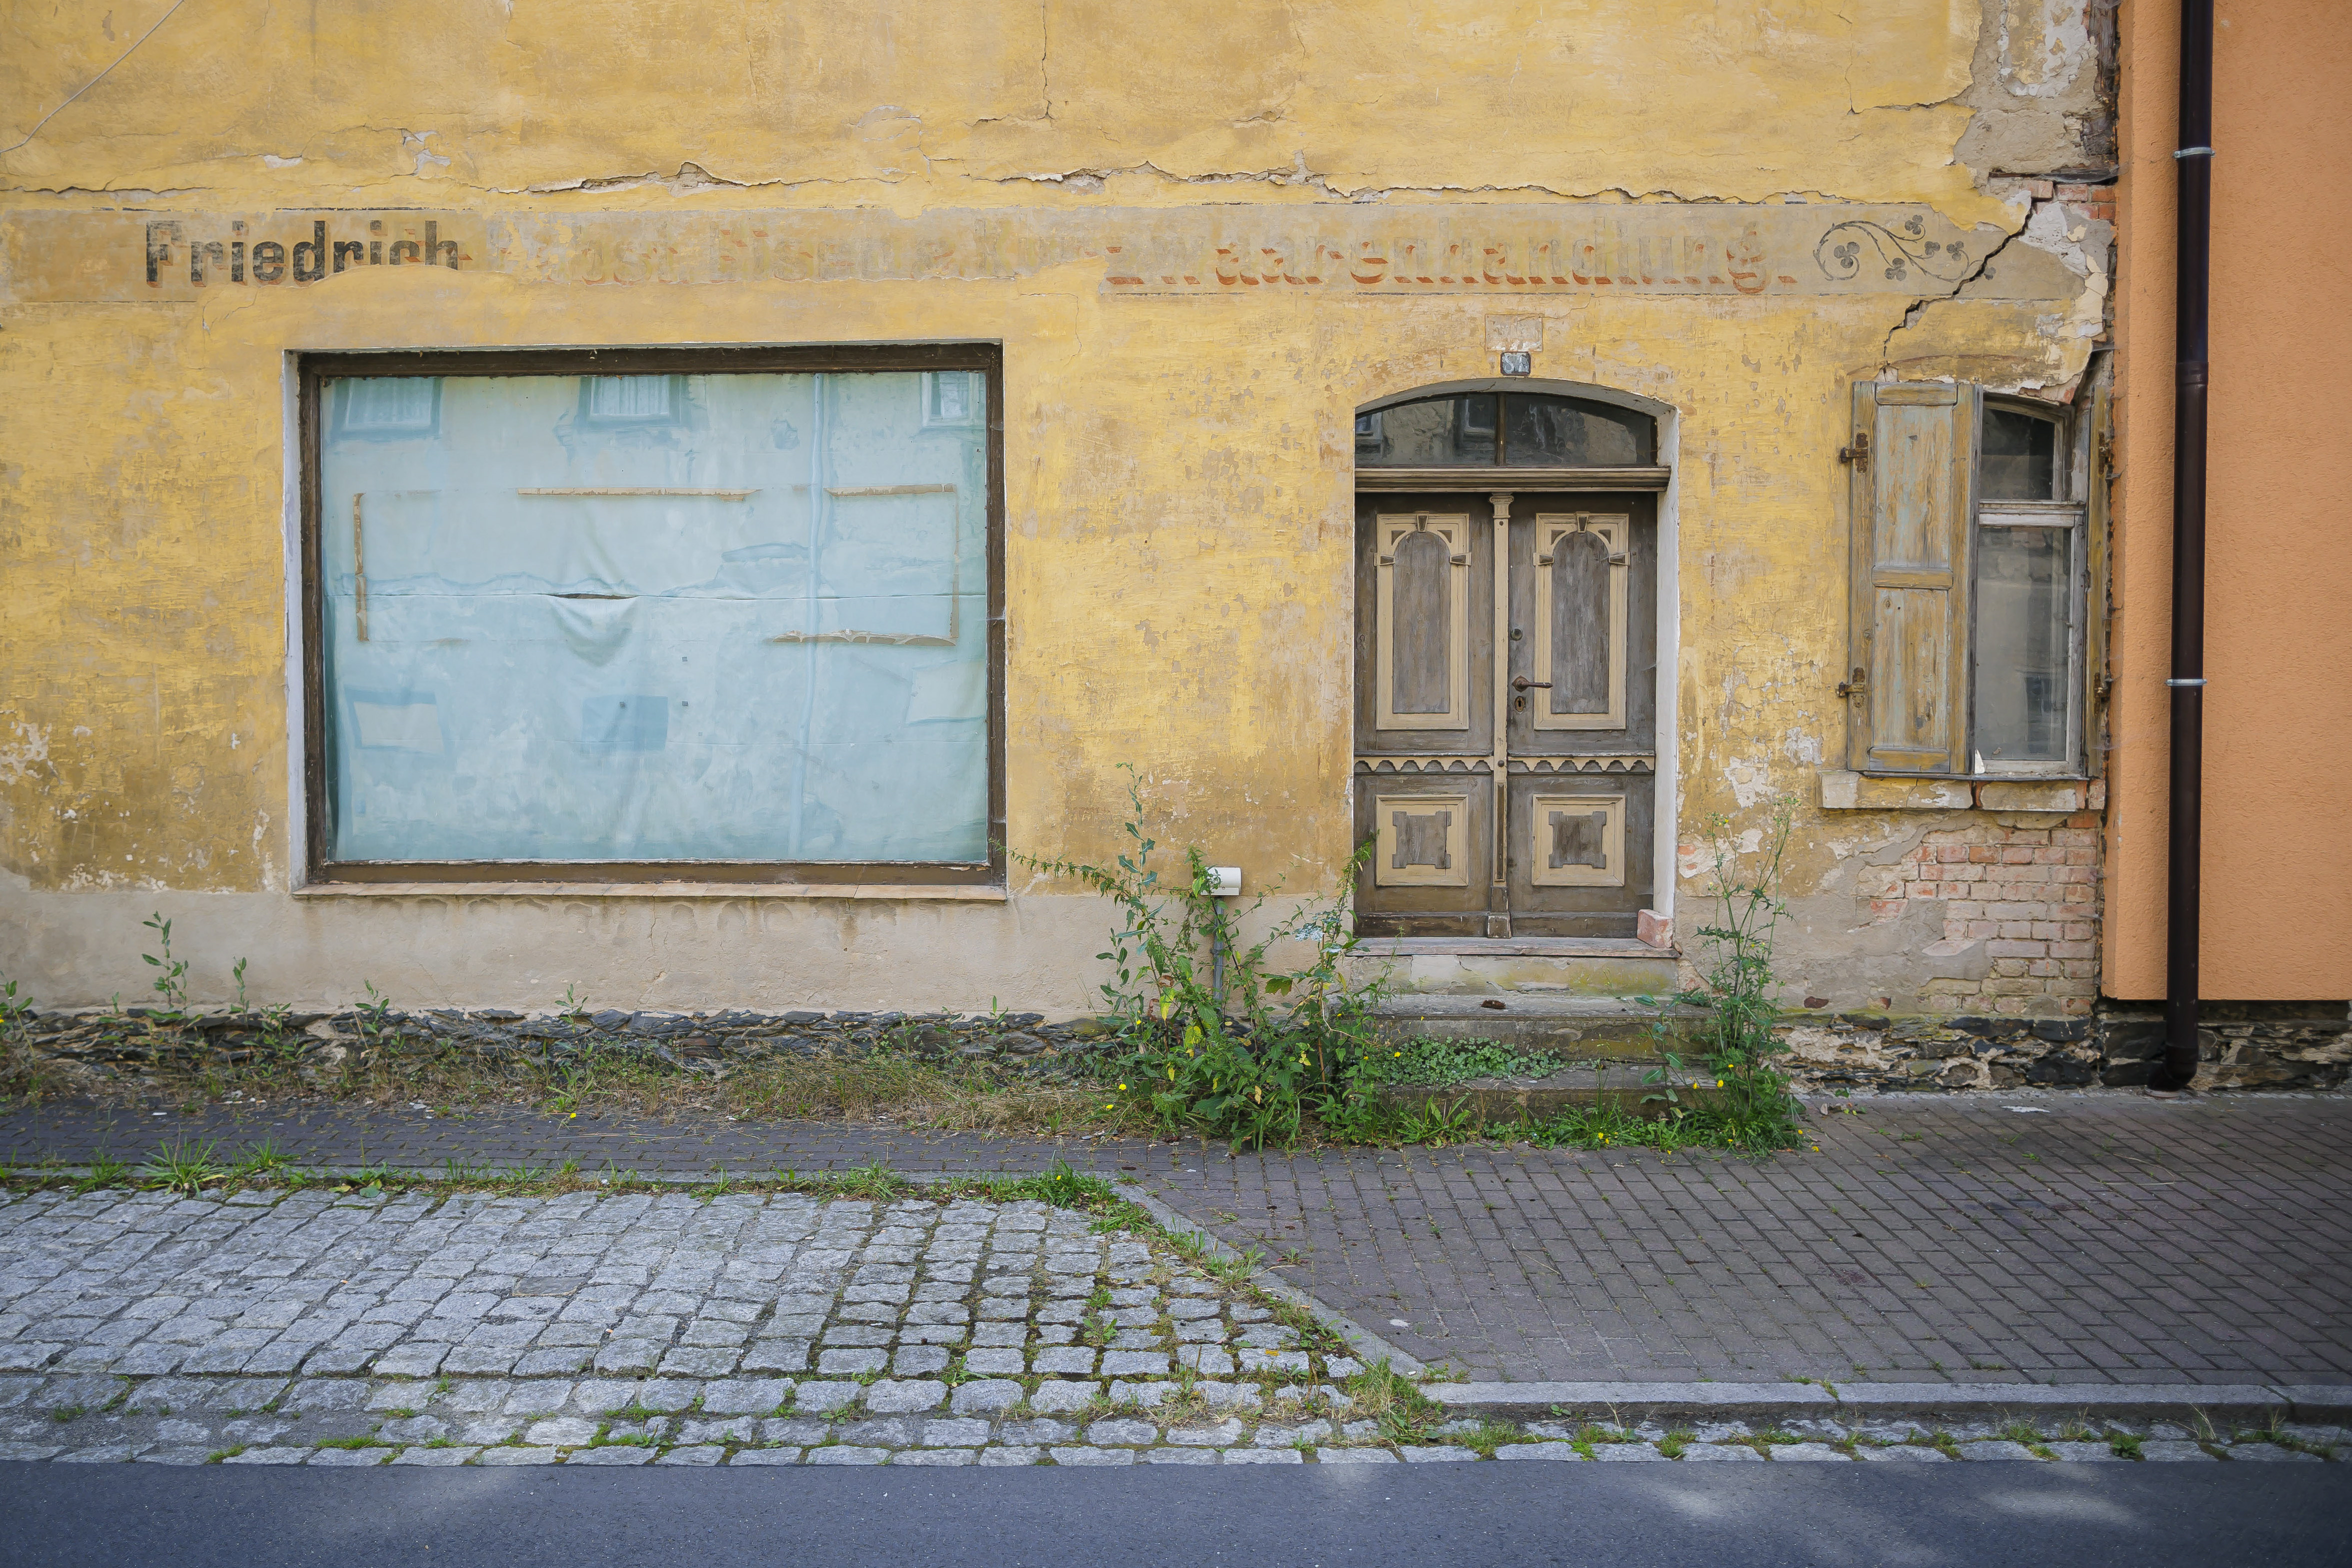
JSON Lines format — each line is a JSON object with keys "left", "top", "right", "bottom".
{"left": 1, "top": 0, "right": 2119, "bottom": 1015}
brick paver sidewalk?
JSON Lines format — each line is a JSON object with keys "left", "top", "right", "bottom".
{"left": 5, "top": 1090, "right": 2348, "bottom": 1388}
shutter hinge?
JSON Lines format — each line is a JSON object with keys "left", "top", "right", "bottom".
{"left": 1838, "top": 432, "right": 1870, "bottom": 470}
{"left": 1836, "top": 667, "right": 1868, "bottom": 698}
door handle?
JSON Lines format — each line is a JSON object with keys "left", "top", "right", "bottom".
{"left": 1512, "top": 676, "right": 1551, "bottom": 691}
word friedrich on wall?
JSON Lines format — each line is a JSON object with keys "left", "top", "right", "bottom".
{"left": 144, "top": 218, "right": 464, "bottom": 285}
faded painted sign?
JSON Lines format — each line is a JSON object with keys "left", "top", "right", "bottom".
{"left": 0, "top": 204, "right": 2077, "bottom": 304}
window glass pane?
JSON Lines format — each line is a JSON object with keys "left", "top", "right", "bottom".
{"left": 1974, "top": 524, "right": 2072, "bottom": 764}
{"left": 338, "top": 378, "right": 437, "bottom": 435}
{"left": 1502, "top": 394, "right": 1652, "bottom": 466}
{"left": 318, "top": 370, "right": 990, "bottom": 864}
{"left": 924, "top": 370, "right": 980, "bottom": 426}
{"left": 1356, "top": 396, "right": 1496, "bottom": 465}
{"left": 586, "top": 375, "right": 676, "bottom": 422}
{"left": 1980, "top": 407, "right": 2058, "bottom": 499}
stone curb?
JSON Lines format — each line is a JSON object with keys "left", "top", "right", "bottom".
{"left": 1430, "top": 1380, "right": 2349, "bottom": 1424}
{"left": 1106, "top": 1181, "right": 1428, "bottom": 1378}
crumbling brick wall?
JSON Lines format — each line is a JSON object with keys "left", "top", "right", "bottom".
{"left": 1878, "top": 812, "right": 2102, "bottom": 1017}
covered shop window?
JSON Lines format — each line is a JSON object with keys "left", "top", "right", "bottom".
{"left": 304, "top": 350, "right": 1000, "bottom": 882}
{"left": 1842, "top": 381, "right": 2098, "bottom": 778}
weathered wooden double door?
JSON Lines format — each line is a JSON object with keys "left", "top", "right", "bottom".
{"left": 1353, "top": 491, "right": 1656, "bottom": 937}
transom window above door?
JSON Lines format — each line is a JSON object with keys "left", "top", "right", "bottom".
{"left": 1356, "top": 392, "right": 1656, "bottom": 468}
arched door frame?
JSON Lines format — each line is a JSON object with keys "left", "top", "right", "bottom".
{"left": 1349, "top": 378, "right": 1682, "bottom": 938}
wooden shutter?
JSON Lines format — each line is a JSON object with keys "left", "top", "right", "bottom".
{"left": 1845, "top": 380, "right": 1978, "bottom": 773}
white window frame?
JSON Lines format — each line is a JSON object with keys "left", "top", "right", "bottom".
{"left": 1970, "top": 399, "right": 2088, "bottom": 778}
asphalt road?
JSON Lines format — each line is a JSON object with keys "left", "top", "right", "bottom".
{"left": 3, "top": 1464, "right": 2346, "bottom": 1568}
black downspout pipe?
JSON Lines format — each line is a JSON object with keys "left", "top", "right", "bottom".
{"left": 2155, "top": 0, "right": 2214, "bottom": 1094}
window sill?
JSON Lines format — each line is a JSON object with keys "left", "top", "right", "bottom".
{"left": 1817, "top": 770, "right": 2105, "bottom": 814}
{"left": 291, "top": 882, "right": 1008, "bottom": 902}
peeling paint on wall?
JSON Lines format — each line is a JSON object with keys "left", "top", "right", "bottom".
{"left": 0, "top": 0, "right": 2120, "bottom": 1012}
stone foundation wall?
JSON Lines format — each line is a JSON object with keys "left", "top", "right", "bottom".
{"left": 1784, "top": 1000, "right": 2352, "bottom": 1093}
{"left": 12, "top": 997, "right": 2347, "bottom": 1100}
{"left": 8, "top": 1007, "right": 1118, "bottom": 1092}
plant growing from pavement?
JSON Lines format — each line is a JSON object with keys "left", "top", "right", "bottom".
{"left": 1010, "top": 765, "right": 1382, "bottom": 1150}
{"left": 1649, "top": 796, "right": 1806, "bottom": 1152}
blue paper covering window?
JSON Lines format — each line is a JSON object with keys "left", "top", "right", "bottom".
{"left": 318, "top": 370, "right": 988, "bottom": 864}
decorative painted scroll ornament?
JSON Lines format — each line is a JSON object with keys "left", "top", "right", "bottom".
{"left": 1814, "top": 216, "right": 1976, "bottom": 285}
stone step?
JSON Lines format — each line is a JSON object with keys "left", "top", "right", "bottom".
{"left": 1342, "top": 936, "right": 1682, "bottom": 1001}
{"left": 1378, "top": 1062, "right": 1729, "bottom": 1122}
{"left": 1368, "top": 993, "right": 1710, "bottom": 1056}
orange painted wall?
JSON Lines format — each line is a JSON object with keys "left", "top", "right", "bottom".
{"left": 2106, "top": 0, "right": 2352, "bottom": 999}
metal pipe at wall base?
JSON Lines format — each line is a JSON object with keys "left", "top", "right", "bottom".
{"left": 2156, "top": 0, "right": 2216, "bottom": 1094}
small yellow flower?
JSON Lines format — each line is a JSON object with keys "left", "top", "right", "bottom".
{"left": 1118, "top": 1082, "right": 1128, "bottom": 1091}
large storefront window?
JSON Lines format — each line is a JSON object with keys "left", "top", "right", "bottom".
{"left": 304, "top": 350, "right": 1000, "bottom": 882}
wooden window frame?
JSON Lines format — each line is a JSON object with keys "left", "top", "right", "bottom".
{"left": 297, "top": 343, "right": 1007, "bottom": 888}
{"left": 1846, "top": 381, "right": 2105, "bottom": 784}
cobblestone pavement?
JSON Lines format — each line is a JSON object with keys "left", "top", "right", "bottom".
{"left": 5, "top": 1090, "right": 2350, "bottom": 1387}
{"left": 2, "top": 1186, "right": 2339, "bottom": 1469}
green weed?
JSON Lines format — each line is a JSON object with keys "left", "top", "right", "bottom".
{"left": 1012, "top": 765, "right": 1382, "bottom": 1152}
{"left": 140, "top": 912, "right": 192, "bottom": 1018}
{"left": 232, "top": 1140, "right": 295, "bottom": 1180}
{"left": 1650, "top": 800, "right": 1806, "bottom": 1149}
{"left": 73, "top": 1155, "right": 132, "bottom": 1194}
{"left": 834, "top": 1160, "right": 908, "bottom": 1202}
{"left": 140, "top": 1138, "right": 224, "bottom": 1196}
{"left": 1016, "top": 1158, "right": 1105, "bottom": 1209}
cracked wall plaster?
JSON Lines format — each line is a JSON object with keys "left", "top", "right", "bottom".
{"left": 1956, "top": 0, "right": 2119, "bottom": 174}
{"left": 0, "top": 0, "right": 2118, "bottom": 1010}
{"left": 10, "top": 0, "right": 2070, "bottom": 223}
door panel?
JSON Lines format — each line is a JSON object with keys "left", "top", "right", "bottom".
{"left": 1504, "top": 771, "right": 1654, "bottom": 936}
{"left": 1507, "top": 498, "right": 1656, "bottom": 756}
{"left": 1351, "top": 770, "right": 1494, "bottom": 934}
{"left": 1375, "top": 514, "right": 1474, "bottom": 730}
{"left": 1354, "top": 498, "right": 1494, "bottom": 758}
{"left": 1532, "top": 515, "right": 1627, "bottom": 730}
{"left": 1528, "top": 790, "right": 1622, "bottom": 886}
